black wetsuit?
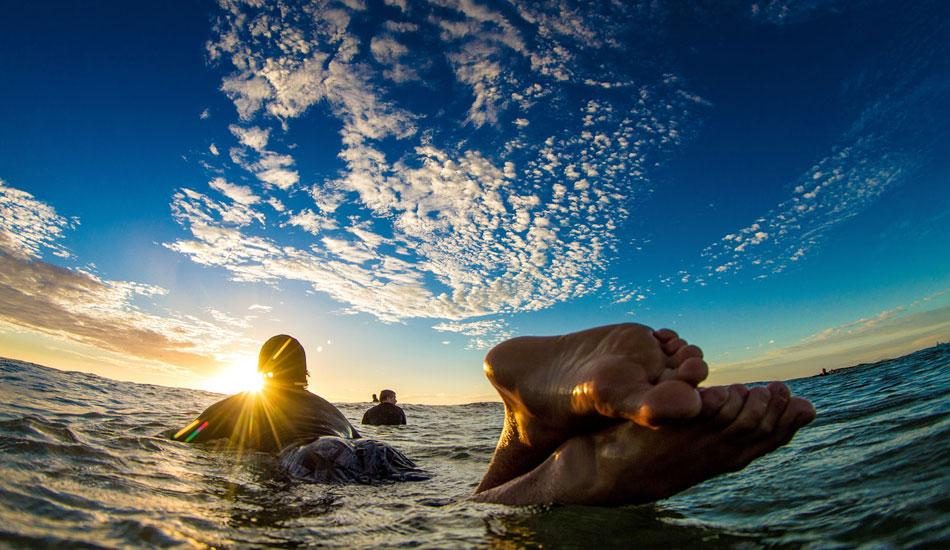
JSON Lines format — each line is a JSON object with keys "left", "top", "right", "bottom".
{"left": 170, "top": 387, "right": 426, "bottom": 482}
{"left": 171, "top": 387, "right": 358, "bottom": 451}
{"left": 361, "top": 403, "right": 407, "bottom": 426}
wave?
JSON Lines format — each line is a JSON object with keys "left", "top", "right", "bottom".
{"left": 0, "top": 346, "right": 948, "bottom": 548}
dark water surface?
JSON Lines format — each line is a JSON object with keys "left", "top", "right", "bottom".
{"left": 1, "top": 345, "right": 948, "bottom": 549}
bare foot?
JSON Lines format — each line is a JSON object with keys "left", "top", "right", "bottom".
{"left": 477, "top": 323, "right": 708, "bottom": 492}
{"left": 473, "top": 381, "right": 817, "bottom": 505}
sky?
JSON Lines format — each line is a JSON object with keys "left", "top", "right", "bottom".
{"left": 1, "top": 0, "right": 948, "bottom": 404}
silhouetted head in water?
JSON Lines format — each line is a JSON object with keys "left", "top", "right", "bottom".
{"left": 257, "top": 334, "right": 308, "bottom": 389}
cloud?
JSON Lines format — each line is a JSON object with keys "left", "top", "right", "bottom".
{"left": 207, "top": 307, "right": 250, "bottom": 328}
{"left": 615, "top": 11, "right": 948, "bottom": 304}
{"left": 0, "top": 180, "right": 77, "bottom": 260}
{"left": 286, "top": 209, "right": 335, "bottom": 235}
{"left": 0, "top": 180, "right": 252, "bottom": 374}
{"left": 371, "top": 35, "right": 408, "bottom": 62}
{"left": 699, "top": 136, "right": 910, "bottom": 282}
{"left": 208, "top": 177, "right": 260, "bottom": 206}
{"left": 709, "top": 293, "right": 950, "bottom": 384}
{"left": 166, "top": 0, "right": 710, "bottom": 346}
{"left": 807, "top": 290, "right": 949, "bottom": 342}
{"left": 746, "top": 1, "right": 841, "bottom": 25}
{"left": 433, "top": 318, "right": 513, "bottom": 349}
{"left": 0, "top": 249, "right": 238, "bottom": 371}
{"left": 370, "top": 34, "right": 421, "bottom": 83}
{"left": 229, "top": 124, "right": 270, "bottom": 151}
{"left": 432, "top": 318, "right": 508, "bottom": 336}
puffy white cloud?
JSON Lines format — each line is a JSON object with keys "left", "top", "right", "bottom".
{"left": 433, "top": 318, "right": 507, "bottom": 336}
{"left": 257, "top": 166, "right": 300, "bottom": 190}
{"left": 627, "top": 26, "right": 945, "bottom": 300}
{"left": 0, "top": 180, "right": 76, "bottom": 260}
{"left": 371, "top": 35, "right": 408, "bottom": 63}
{"left": 699, "top": 136, "right": 909, "bottom": 281}
{"left": 286, "top": 209, "right": 334, "bottom": 235}
{"left": 221, "top": 73, "right": 274, "bottom": 120}
{"left": 432, "top": 318, "right": 513, "bottom": 349}
{"left": 229, "top": 124, "right": 271, "bottom": 151}
{"left": 169, "top": 0, "right": 709, "bottom": 346}
{"left": 208, "top": 177, "right": 260, "bottom": 205}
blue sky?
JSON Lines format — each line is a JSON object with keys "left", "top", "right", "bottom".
{"left": 1, "top": 0, "right": 948, "bottom": 404}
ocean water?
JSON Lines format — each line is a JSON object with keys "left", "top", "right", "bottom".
{"left": 1, "top": 345, "right": 948, "bottom": 549}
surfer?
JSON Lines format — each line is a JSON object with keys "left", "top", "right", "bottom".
{"left": 169, "top": 335, "right": 424, "bottom": 482}
{"left": 361, "top": 389, "right": 407, "bottom": 425}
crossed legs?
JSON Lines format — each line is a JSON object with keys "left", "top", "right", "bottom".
{"left": 473, "top": 323, "right": 816, "bottom": 505}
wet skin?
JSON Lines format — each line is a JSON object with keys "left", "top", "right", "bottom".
{"left": 473, "top": 323, "right": 816, "bottom": 505}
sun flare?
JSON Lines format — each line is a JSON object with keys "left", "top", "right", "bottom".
{"left": 209, "top": 358, "right": 263, "bottom": 395}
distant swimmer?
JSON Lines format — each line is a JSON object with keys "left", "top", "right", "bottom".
{"left": 167, "top": 335, "right": 426, "bottom": 483}
{"left": 372, "top": 393, "right": 379, "bottom": 403}
{"left": 362, "top": 389, "right": 406, "bottom": 426}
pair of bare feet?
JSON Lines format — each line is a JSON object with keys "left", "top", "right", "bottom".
{"left": 472, "top": 323, "right": 816, "bottom": 506}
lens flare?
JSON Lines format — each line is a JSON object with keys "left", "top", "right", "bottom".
{"left": 208, "top": 358, "right": 263, "bottom": 394}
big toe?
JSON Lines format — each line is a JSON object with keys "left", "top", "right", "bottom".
{"left": 673, "top": 356, "right": 708, "bottom": 386}
{"left": 624, "top": 380, "right": 702, "bottom": 426}
{"left": 784, "top": 397, "right": 817, "bottom": 429}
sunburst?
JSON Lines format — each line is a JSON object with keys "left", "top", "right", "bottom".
{"left": 208, "top": 357, "right": 263, "bottom": 395}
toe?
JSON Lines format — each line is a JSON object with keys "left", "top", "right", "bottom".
{"left": 626, "top": 380, "right": 702, "bottom": 426}
{"left": 661, "top": 337, "right": 688, "bottom": 356}
{"left": 725, "top": 386, "right": 770, "bottom": 435}
{"left": 653, "top": 328, "right": 679, "bottom": 343}
{"left": 758, "top": 382, "right": 790, "bottom": 434}
{"left": 789, "top": 397, "right": 817, "bottom": 428}
{"left": 698, "top": 386, "right": 728, "bottom": 417}
{"left": 712, "top": 384, "right": 748, "bottom": 428}
{"left": 775, "top": 396, "right": 817, "bottom": 432}
{"left": 673, "top": 356, "right": 708, "bottom": 386}
{"left": 672, "top": 344, "right": 703, "bottom": 362}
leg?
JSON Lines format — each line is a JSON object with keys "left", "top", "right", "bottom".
{"left": 477, "top": 323, "right": 708, "bottom": 493}
{"left": 473, "top": 381, "right": 816, "bottom": 505}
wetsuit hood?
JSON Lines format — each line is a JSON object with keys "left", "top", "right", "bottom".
{"left": 258, "top": 334, "right": 308, "bottom": 388}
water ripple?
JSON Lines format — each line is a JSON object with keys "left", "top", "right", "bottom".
{"left": 0, "top": 345, "right": 948, "bottom": 548}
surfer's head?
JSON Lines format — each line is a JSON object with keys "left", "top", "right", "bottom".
{"left": 257, "top": 335, "right": 308, "bottom": 389}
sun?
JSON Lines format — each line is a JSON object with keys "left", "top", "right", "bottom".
{"left": 208, "top": 358, "right": 263, "bottom": 395}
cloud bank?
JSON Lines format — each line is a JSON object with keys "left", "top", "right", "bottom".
{"left": 709, "top": 293, "right": 950, "bottom": 384}
{"left": 612, "top": 1, "right": 949, "bottom": 305}
{"left": 169, "top": 0, "right": 708, "bottom": 346}
{"left": 164, "top": 0, "right": 944, "bottom": 347}
{"left": 0, "top": 180, "right": 249, "bottom": 376}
